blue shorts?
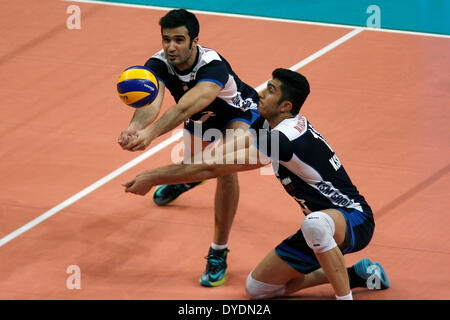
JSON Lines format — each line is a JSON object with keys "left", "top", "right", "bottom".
{"left": 275, "top": 208, "right": 375, "bottom": 274}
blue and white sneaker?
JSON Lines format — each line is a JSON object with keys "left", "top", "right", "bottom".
{"left": 152, "top": 181, "right": 205, "bottom": 206}
{"left": 352, "top": 258, "right": 390, "bottom": 289}
{"left": 199, "top": 247, "right": 229, "bottom": 287}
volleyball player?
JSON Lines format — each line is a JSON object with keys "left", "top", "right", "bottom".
{"left": 122, "top": 68, "right": 389, "bottom": 299}
{"left": 118, "top": 9, "right": 259, "bottom": 287}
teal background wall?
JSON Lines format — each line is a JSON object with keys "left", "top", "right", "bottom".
{"left": 94, "top": 0, "right": 450, "bottom": 35}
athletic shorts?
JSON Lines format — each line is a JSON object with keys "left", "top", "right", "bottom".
{"left": 184, "top": 105, "right": 259, "bottom": 142}
{"left": 275, "top": 208, "right": 375, "bottom": 274}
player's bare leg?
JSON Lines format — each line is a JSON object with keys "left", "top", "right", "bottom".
{"left": 200, "top": 120, "right": 249, "bottom": 287}
{"left": 308, "top": 209, "right": 351, "bottom": 299}
{"left": 214, "top": 172, "right": 239, "bottom": 245}
{"left": 247, "top": 209, "right": 351, "bottom": 299}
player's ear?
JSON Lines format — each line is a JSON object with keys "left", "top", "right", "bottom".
{"left": 191, "top": 36, "right": 199, "bottom": 47}
{"left": 280, "top": 100, "right": 293, "bottom": 113}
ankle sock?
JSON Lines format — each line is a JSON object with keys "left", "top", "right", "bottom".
{"left": 347, "top": 266, "right": 367, "bottom": 288}
{"left": 211, "top": 243, "right": 228, "bottom": 251}
{"left": 336, "top": 291, "right": 353, "bottom": 300}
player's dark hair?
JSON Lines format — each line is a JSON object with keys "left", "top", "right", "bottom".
{"left": 159, "top": 9, "right": 199, "bottom": 48}
{"left": 272, "top": 68, "right": 310, "bottom": 115}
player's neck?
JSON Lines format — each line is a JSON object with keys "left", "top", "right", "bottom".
{"left": 268, "top": 113, "right": 295, "bottom": 129}
{"left": 174, "top": 45, "right": 198, "bottom": 73}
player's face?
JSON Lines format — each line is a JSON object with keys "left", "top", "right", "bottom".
{"left": 258, "top": 79, "right": 284, "bottom": 119}
{"left": 161, "top": 26, "right": 198, "bottom": 71}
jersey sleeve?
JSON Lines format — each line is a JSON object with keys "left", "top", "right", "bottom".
{"left": 196, "top": 60, "right": 229, "bottom": 88}
{"left": 144, "top": 58, "right": 168, "bottom": 85}
{"left": 253, "top": 128, "right": 294, "bottom": 162}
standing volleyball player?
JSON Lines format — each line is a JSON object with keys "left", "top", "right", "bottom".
{"left": 122, "top": 69, "right": 390, "bottom": 300}
{"left": 118, "top": 9, "right": 259, "bottom": 287}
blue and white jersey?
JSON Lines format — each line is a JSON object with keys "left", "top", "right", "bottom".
{"left": 251, "top": 115, "right": 372, "bottom": 215}
{"left": 144, "top": 45, "right": 259, "bottom": 120}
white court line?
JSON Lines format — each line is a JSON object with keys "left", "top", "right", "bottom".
{"left": 255, "top": 28, "right": 363, "bottom": 91}
{"left": 65, "top": 0, "right": 450, "bottom": 39}
{"left": 0, "top": 26, "right": 363, "bottom": 248}
{"left": 0, "top": 133, "right": 182, "bottom": 247}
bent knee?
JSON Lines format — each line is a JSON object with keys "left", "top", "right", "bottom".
{"left": 301, "top": 211, "right": 337, "bottom": 253}
{"left": 245, "top": 272, "right": 285, "bottom": 300}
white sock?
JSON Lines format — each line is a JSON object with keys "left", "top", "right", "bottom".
{"left": 211, "top": 243, "right": 228, "bottom": 250}
{"left": 336, "top": 291, "right": 353, "bottom": 300}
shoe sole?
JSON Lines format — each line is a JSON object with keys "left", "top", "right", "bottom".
{"left": 354, "top": 258, "right": 389, "bottom": 290}
{"left": 353, "top": 258, "right": 373, "bottom": 278}
{"left": 199, "top": 269, "right": 228, "bottom": 287}
{"left": 152, "top": 185, "right": 173, "bottom": 206}
{"left": 374, "top": 262, "right": 390, "bottom": 289}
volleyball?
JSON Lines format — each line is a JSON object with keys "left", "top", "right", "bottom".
{"left": 117, "top": 66, "right": 159, "bottom": 108}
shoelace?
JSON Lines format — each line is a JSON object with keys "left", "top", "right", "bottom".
{"left": 204, "top": 255, "right": 225, "bottom": 273}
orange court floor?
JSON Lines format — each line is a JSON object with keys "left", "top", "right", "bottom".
{"left": 0, "top": 0, "right": 449, "bottom": 300}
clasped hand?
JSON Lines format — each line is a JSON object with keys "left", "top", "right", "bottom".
{"left": 118, "top": 127, "right": 153, "bottom": 151}
{"left": 122, "top": 171, "right": 155, "bottom": 195}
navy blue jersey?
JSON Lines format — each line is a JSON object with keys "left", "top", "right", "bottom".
{"left": 144, "top": 45, "right": 259, "bottom": 123}
{"left": 251, "top": 115, "right": 372, "bottom": 215}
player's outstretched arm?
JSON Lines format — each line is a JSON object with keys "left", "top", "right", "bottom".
{"left": 122, "top": 142, "right": 270, "bottom": 195}
{"left": 118, "top": 81, "right": 166, "bottom": 149}
{"left": 126, "top": 81, "right": 222, "bottom": 152}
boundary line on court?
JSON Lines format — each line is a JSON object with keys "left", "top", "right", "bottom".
{"left": 0, "top": 134, "right": 182, "bottom": 247}
{"left": 0, "top": 26, "right": 363, "bottom": 247}
{"left": 65, "top": 0, "right": 450, "bottom": 39}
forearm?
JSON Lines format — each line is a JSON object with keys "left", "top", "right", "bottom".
{"left": 129, "top": 104, "right": 160, "bottom": 130}
{"left": 140, "top": 164, "right": 213, "bottom": 186}
{"left": 145, "top": 105, "right": 189, "bottom": 141}
{"left": 146, "top": 81, "right": 220, "bottom": 141}
{"left": 142, "top": 162, "right": 263, "bottom": 186}
{"left": 123, "top": 144, "right": 269, "bottom": 195}
{"left": 128, "top": 83, "right": 165, "bottom": 130}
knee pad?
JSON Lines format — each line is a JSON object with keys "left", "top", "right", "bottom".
{"left": 245, "top": 272, "right": 285, "bottom": 300}
{"left": 301, "top": 211, "right": 337, "bottom": 253}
